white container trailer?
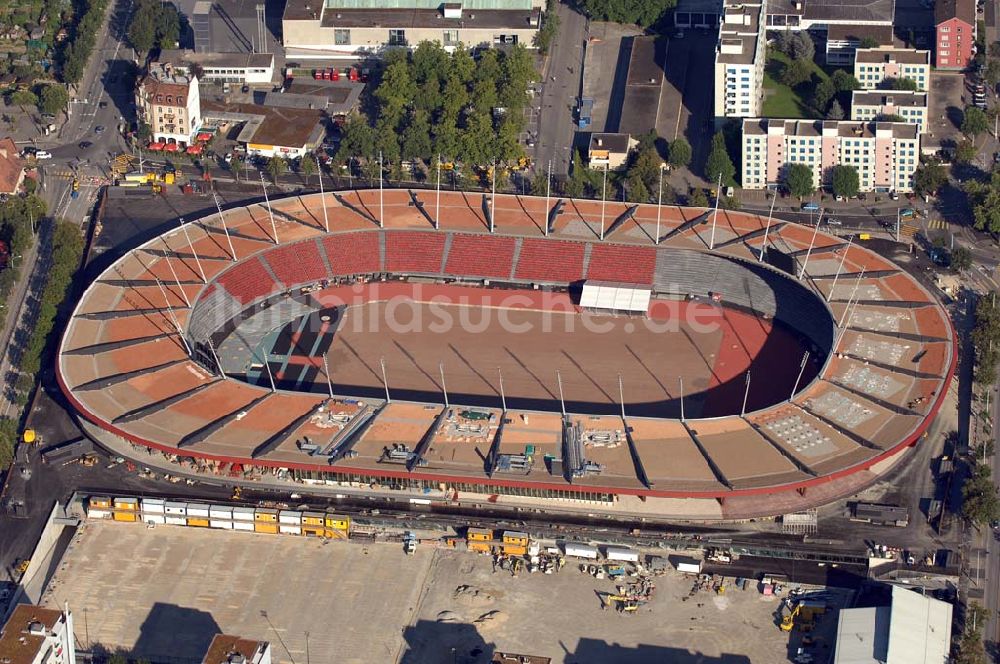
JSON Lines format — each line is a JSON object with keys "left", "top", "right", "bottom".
{"left": 604, "top": 546, "right": 639, "bottom": 563}
{"left": 210, "top": 519, "right": 233, "bottom": 530}
{"left": 141, "top": 498, "right": 165, "bottom": 514}
{"left": 143, "top": 514, "right": 166, "bottom": 525}
{"left": 165, "top": 515, "right": 187, "bottom": 526}
{"left": 164, "top": 501, "right": 187, "bottom": 516}
{"left": 233, "top": 520, "right": 255, "bottom": 531}
{"left": 675, "top": 559, "right": 703, "bottom": 574}
{"left": 562, "top": 542, "right": 599, "bottom": 559}
{"left": 209, "top": 505, "right": 233, "bottom": 519}
{"left": 279, "top": 510, "right": 301, "bottom": 524}
{"left": 186, "top": 504, "right": 210, "bottom": 518}
{"left": 232, "top": 506, "right": 255, "bottom": 522}
{"left": 279, "top": 524, "right": 302, "bottom": 535}
{"left": 87, "top": 509, "right": 111, "bottom": 520}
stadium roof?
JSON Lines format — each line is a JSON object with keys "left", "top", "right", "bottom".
{"left": 57, "top": 190, "right": 955, "bottom": 504}
{"left": 834, "top": 586, "right": 952, "bottom": 664}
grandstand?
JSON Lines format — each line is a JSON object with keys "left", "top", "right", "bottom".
{"left": 57, "top": 190, "right": 955, "bottom": 515}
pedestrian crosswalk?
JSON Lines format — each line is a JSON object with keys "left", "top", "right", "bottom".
{"left": 111, "top": 153, "right": 135, "bottom": 177}
{"left": 926, "top": 218, "right": 949, "bottom": 230}
{"left": 46, "top": 170, "right": 76, "bottom": 180}
{"left": 900, "top": 223, "right": 919, "bottom": 238}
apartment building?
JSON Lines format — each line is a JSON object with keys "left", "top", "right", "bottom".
{"left": 854, "top": 48, "right": 931, "bottom": 91}
{"left": 282, "top": 0, "right": 544, "bottom": 56}
{"left": 935, "top": 0, "right": 976, "bottom": 70}
{"left": 742, "top": 118, "right": 921, "bottom": 193}
{"left": 0, "top": 604, "right": 76, "bottom": 664}
{"left": 713, "top": 0, "right": 767, "bottom": 119}
{"left": 850, "top": 90, "right": 928, "bottom": 134}
{"left": 135, "top": 62, "right": 202, "bottom": 147}
{"left": 824, "top": 24, "right": 894, "bottom": 65}
{"left": 201, "top": 634, "right": 271, "bottom": 664}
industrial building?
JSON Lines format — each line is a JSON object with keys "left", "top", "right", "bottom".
{"left": 713, "top": 0, "right": 767, "bottom": 119}
{"left": 281, "top": 0, "right": 545, "bottom": 58}
{"left": 0, "top": 604, "right": 76, "bottom": 664}
{"left": 741, "top": 118, "right": 921, "bottom": 193}
{"left": 201, "top": 100, "right": 326, "bottom": 158}
{"left": 157, "top": 49, "right": 275, "bottom": 85}
{"left": 833, "top": 586, "right": 951, "bottom": 663}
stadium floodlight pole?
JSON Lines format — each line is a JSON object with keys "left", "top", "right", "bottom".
{"left": 839, "top": 266, "right": 866, "bottom": 328}
{"left": 152, "top": 277, "right": 192, "bottom": 357}
{"left": 655, "top": 164, "right": 664, "bottom": 245}
{"left": 378, "top": 150, "right": 384, "bottom": 228}
{"left": 178, "top": 216, "right": 208, "bottom": 284}
{"left": 440, "top": 362, "right": 449, "bottom": 409}
{"left": 679, "top": 378, "right": 685, "bottom": 422}
{"left": 212, "top": 191, "right": 237, "bottom": 262}
{"left": 759, "top": 195, "right": 776, "bottom": 262}
{"left": 435, "top": 154, "right": 441, "bottom": 230}
{"left": 490, "top": 158, "right": 496, "bottom": 234}
{"left": 600, "top": 166, "right": 608, "bottom": 241}
{"left": 895, "top": 208, "right": 900, "bottom": 243}
{"left": 709, "top": 173, "right": 722, "bottom": 250}
{"left": 316, "top": 155, "right": 329, "bottom": 233}
{"left": 322, "top": 353, "right": 334, "bottom": 399}
{"left": 790, "top": 352, "right": 810, "bottom": 401}
{"left": 498, "top": 367, "right": 507, "bottom": 412}
{"left": 380, "top": 356, "right": 391, "bottom": 403}
{"left": 161, "top": 238, "right": 192, "bottom": 307}
{"left": 618, "top": 374, "right": 626, "bottom": 421}
{"left": 208, "top": 338, "right": 227, "bottom": 380}
{"left": 741, "top": 371, "right": 751, "bottom": 418}
{"left": 545, "top": 160, "right": 552, "bottom": 237}
{"left": 798, "top": 209, "right": 823, "bottom": 280}
{"left": 557, "top": 370, "right": 566, "bottom": 416}
{"left": 828, "top": 234, "right": 854, "bottom": 302}
{"left": 259, "top": 172, "right": 278, "bottom": 244}
{"left": 263, "top": 356, "right": 277, "bottom": 392}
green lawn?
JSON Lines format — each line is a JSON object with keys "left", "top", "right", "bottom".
{"left": 761, "top": 49, "right": 828, "bottom": 119}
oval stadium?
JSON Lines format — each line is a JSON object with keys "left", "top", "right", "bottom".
{"left": 56, "top": 189, "right": 956, "bottom": 518}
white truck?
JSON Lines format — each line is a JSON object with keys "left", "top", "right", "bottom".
{"left": 562, "top": 542, "right": 599, "bottom": 559}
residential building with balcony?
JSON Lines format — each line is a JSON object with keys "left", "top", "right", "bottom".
{"left": 281, "top": 0, "right": 544, "bottom": 57}
{"left": 850, "top": 90, "right": 928, "bottom": 134}
{"left": 0, "top": 604, "right": 76, "bottom": 664}
{"left": 853, "top": 47, "right": 931, "bottom": 91}
{"left": 135, "top": 62, "right": 202, "bottom": 147}
{"left": 713, "top": 0, "right": 767, "bottom": 119}
{"left": 824, "top": 24, "right": 894, "bottom": 65}
{"left": 742, "top": 118, "right": 921, "bottom": 193}
{"left": 935, "top": 0, "right": 976, "bottom": 70}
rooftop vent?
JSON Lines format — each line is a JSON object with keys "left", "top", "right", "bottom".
{"left": 27, "top": 622, "right": 45, "bottom": 636}
{"left": 228, "top": 654, "right": 246, "bottom": 664}
{"left": 443, "top": 2, "right": 462, "bottom": 18}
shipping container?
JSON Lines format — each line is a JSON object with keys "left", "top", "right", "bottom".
{"left": 502, "top": 531, "right": 529, "bottom": 546}
{"left": 503, "top": 544, "right": 527, "bottom": 556}
{"left": 113, "top": 511, "right": 138, "bottom": 522}
{"left": 562, "top": 542, "right": 599, "bottom": 559}
{"left": 88, "top": 496, "right": 111, "bottom": 509}
{"left": 210, "top": 519, "right": 233, "bottom": 530}
{"left": 233, "top": 521, "right": 255, "bottom": 532}
{"left": 187, "top": 518, "right": 210, "bottom": 527}
{"left": 142, "top": 514, "right": 166, "bottom": 525}
{"left": 302, "top": 511, "right": 325, "bottom": 526}
{"left": 675, "top": 559, "right": 703, "bottom": 574}
{"left": 164, "top": 501, "right": 187, "bottom": 515}
{"left": 279, "top": 510, "right": 301, "bottom": 524}
{"left": 302, "top": 525, "right": 325, "bottom": 537}
{"left": 142, "top": 498, "right": 166, "bottom": 514}
{"left": 468, "top": 541, "right": 492, "bottom": 553}
{"left": 209, "top": 506, "right": 233, "bottom": 519}
{"left": 325, "top": 513, "right": 350, "bottom": 531}
{"left": 279, "top": 524, "right": 302, "bottom": 535}
{"left": 114, "top": 498, "right": 138, "bottom": 511}
{"left": 187, "top": 505, "right": 210, "bottom": 518}
{"left": 467, "top": 528, "right": 493, "bottom": 542}
{"left": 604, "top": 546, "right": 639, "bottom": 563}
{"left": 255, "top": 522, "right": 279, "bottom": 534}
{"left": 255, "top": 508, "right": 279, "bottom": 522}
{"left": 87, "top": 509, "right": 111, "bottom": 520}
{"left": 165, "top": 515, "right": 187, "bottom": 526}
{"left": 232, "top": 507, "right": 255, "bottom": 521}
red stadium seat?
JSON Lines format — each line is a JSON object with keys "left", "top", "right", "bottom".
{"left": 264, "top": 239, "right": 328, "bottom": 287}
{"left": 322, "top": 232, "right": 380, "bottom": 276}
{"left": 216, "top": 257, "right": 279, "bottom": 304}
{"left": 445, "top": 234, "right": 516, "bottom": 279}
{"left": 515, "top": 238, "right": 585, "bottom": 283}
{"left": 586, "top": 244, "right": 656, "bottom": 284}
{"left": 385, "top": 231, "right": 446, "bottom": 274}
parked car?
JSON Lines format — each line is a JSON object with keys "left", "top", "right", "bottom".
{"left": 78, "top": 141, "right": 92, "bottom": 149}
{"left": 889, "top": 191, "right": 899, "bottom": 200}
{"left": 826, "top": 218, "right": 842, "bottom": 225}
{"left": 34, "top": 150, "right": 52, "bottom": 159}
{"left": 94, "top": 125, "right": 105, "bottom": 134}
{"left": 801, "top": 202, "right": 820, "bottom": 212}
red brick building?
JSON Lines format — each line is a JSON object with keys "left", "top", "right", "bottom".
{"left": 935, "top": 0, "right": 976, "bottom": 70}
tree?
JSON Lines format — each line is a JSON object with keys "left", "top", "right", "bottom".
{"left": 831, "top": 69, "right": 860, "bottom": 93}
{"left": 298, "top": 154, "right": 315, "bottom": 181}
{"left": 577, "top": 0, "right": 674, "bottom": 27}
{"left": 533, "top": 0, "right": 560, "bottom": 55}
{"left": 954, "top": 602, "right": 989, "bottom": 664}
{"left": 401, "top": 109, "right": 433, "bottom": 162}
{"left": 986, "top": 58, "right": 1000, "bottom": 87}
{"left": 336, "top": 113, "right": 375, "bottom": 165}
{"left": 826, "top": 99, "right": 845, "bottom": 120}
{"left": 859, "top": 36, "right": 881, "bottom": 48}
{"left": 127, "top": 2, "right": 156, "bottom": 53}
{"left": 913, "top": 158, "right": 947, "bottom": 197}
{"left": 962, "top": 463, "right": 1000, "bottom": 527}
{"left": 704, "top": 131, "right": 736, "bottom": 186}
{"left": 956, "top": 139, "right": 978, "bottom": 163}
{"left": 877, "top": 113, "right": 905, "bottom": 122}
{"left": 266, "top": 156, "right": 286, "bottom": 183}
{"left": 963, "top": 106, "right": 990, "bottom": 137}
{"left": 952, "top": 246, "right": 973, "bottom": 272}
{"left": 39, "top": 84, "right": 68, "bottom": 116}
{"left": 154, "top": 3, "right": 181, "bottom": 49}
{"left": 565, "top": 149, "right": 589, "bottom": 198}
{"left": 789, "top": 32, "right": 815, "bottom": 61}
{"left": 830, "top": 164, "right": 859, "bottom": 199}
{"left": 668, "top": 137, "right": 691, "bottom": 169}
{"left": 780, "top": 58, "right": 812, "bottom": 87}
{"left": 812, "top": 78, "right": 836, "bottom": 113}
{"left": 785, "top": 162, "right": 815, "bottom": 198}
{"left": 688, "top": 188, "right": 709, "bottom": 207}
{"left": 9, "top": 90, "right": 37, "bottom": 108}
{"left": 882, "top": 77, "right": 919, "bottom": 91}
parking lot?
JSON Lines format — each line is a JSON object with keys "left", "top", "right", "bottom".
{"left": 43, "top": 519, "right": 849, "bottom": 663}
{"left": 927, "top": 71, "right": 969, "bottom": 153}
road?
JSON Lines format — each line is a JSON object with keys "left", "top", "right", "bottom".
{"left": 533, "top": 1, "right": 587, "bottom": 176}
